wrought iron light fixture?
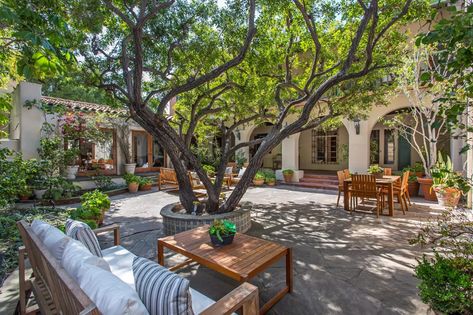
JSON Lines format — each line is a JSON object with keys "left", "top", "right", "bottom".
{"left": 353, "top": 118, "right": 361, "bottom": 135}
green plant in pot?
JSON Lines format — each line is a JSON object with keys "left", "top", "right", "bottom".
{"left": 17, "top": 185, "right": 32, "bottom": 201}
{"left": 123, "top": 173, "right": 141, "bottom": 193}
{"left": 431, "top": 153, "right": 471, "bottom": 208}
{"left": 253, "top": 171, "right": 265, "bottom": 186}
{"left": 81, "top": 190, "right": 111, "bottom": 225}
{"left": 139, "top": 177, "right": 153, "bottom": 191}
{"left": 208, "top": 219, "right": 236, "bottom": 247}
{"left": 282, "top": 169, "right": 294, "bottom": 183}
{"left": 203, "top": 164, "right": 215, "bottom": 177}
{"left": 367, "top": 164, "right": 384, "bottom": 178}
{"left": 265, "top": 172, "right": 276, "bottom": 186}
{"left": 70, "top": 205, "right": 102, "bottom": 227}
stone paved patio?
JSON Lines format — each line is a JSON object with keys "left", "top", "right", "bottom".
{"left": 98, "top": 186, "right": 440, "bottom": 315}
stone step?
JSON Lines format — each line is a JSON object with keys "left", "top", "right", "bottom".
{"left": 302, "top": 174, "right": 338, "bottom": 180}
{"left": 289, "top": 182, "right": 339, "bottom": 191}
{"left": 299, "top": 178, "right": 339, "bottom": 185}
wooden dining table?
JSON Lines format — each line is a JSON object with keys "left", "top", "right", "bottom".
{"left": 343, "top": 175, "right": 400, "bottom": 216}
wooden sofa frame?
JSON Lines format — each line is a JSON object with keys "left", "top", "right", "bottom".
{"left": 17, "top": 220, "right": 259, "bottom": 315}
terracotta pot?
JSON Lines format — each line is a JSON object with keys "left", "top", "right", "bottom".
{"left": 372, "top": 172, "right": 383, "bottom": 179}
{"left": 266, "top": 180, "right": 276, "bottom": 186}
{"left": 128, "top": 182, "right": 139, "bottom": 193}
{"left": 434, "top": 187, "right": 461, "bottom": 208}
{"left": 140, "top": 183, "right": 152, "bottom": 191}
{"left": 18, "top": 195, "right": 30, "bottom": 201}
{"left": 407, "top": 181, "right": 419, "bottom": 197}
{"left": 417, "top": 177, "right": 437, "bottom": 201}
{"left": 283, "top": 173, "right": 293, "bottom": 183}
{"left": 253, "top": 179, "right": 265, "bottom": 186}
{"left": 415, "top": 172, "right": 425, "bottom": 178}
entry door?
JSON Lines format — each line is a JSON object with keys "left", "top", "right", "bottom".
{"left": 398, "top": 134, "right": 411, "bottom": 170}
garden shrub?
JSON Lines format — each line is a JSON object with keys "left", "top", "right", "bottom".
{"left": 411, "top": 208, "right": 473, "bottom": 314}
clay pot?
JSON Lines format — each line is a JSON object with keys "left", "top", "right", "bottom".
{"left": 415, "top": 172, "right": 425, "bottom": 178}
{"left": 266, "top": 180, "right": 276, "bottom": 186}
{"left": 434, "top": 187, "right": 461, "bottom": 208}
{"left": 128, "top": 182, "right": 139, "bottom": 193}
{"left": 18, "top": 195, "right": 30, "bottom": 201}
{"left": 283, "top": 174, "right": 293, "bottom": 183}
{"left": 252, "top": 179, "right": 265, "bottom": 186}
{"left": 417, "top": 177, "right": 437, "bottom": 201}
{"left": 140, "top": 184, "right": 152, "bottom": 191}
{"left": 407, "top": 181, "right": 419, "bottom": 197}
{"left": 372, "top": 172, "right": 384, "bottom": 179}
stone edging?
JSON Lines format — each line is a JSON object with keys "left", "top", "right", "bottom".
{"left": 160, "top": 203, "right": 251, "bottom": 235}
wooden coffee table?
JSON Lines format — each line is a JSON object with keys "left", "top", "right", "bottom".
{"left": 157, "top": 226, "right": 293, "bottom": 314}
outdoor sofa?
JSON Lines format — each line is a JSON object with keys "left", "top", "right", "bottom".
{"left": 17, "top": 219, "right": 259, "bottom": 315}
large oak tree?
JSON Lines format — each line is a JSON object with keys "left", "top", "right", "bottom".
{"left": 76, "top": 0, "right": 427, "bottom": 212}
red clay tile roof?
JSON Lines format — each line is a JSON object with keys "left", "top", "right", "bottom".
{"left": 41, "top": 96, "right": 126, "bottom": 114}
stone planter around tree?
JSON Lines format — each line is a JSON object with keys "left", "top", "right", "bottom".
{"left": 161, "top": 203, "right": 251, "bottom": 236}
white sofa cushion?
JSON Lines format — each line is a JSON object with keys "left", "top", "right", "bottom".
{"left": 31, "top": 220, "right": 51, "bottom": 240}
{"left": 77, "top": 263, "right": 149, "bottom": 315}
{"left": 31, "top": 220, "right": 70, "bottom": 262}
{"left": 65, "top": 219, "right": 103, "bottom": 257}
{"left": 132, "top": 256, "right": 193, "bottom": 315}
{"left": 188, "top": 288, "right": 215, "bottom": 314}
{"left": 62, "top": 239, "right": 111, "bottom": 283}
{"left": 102, "top": 246, "right": 137, "bottom": 290}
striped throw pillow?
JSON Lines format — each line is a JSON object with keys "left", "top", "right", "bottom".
{"left": 65, "top": 219, "right": 103, "bottom": 257}
{"left": 133, "top": 256, "right": 193, "bottom": 315}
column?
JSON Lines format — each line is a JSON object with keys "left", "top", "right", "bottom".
{"left": 450, "top": 135, "right": 464, "bottom": 172}
{"left": 345, "top": 119, "right": 370, "bottom": 173}
{"left": 276, "top": 133, "right": 303, "bottom": 182}
{"left": 12, "top": 82, "right": 44, "bottom": 159}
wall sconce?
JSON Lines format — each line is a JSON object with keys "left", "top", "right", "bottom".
{"left": 235, "top": 128, "right": 241, "bottom": 141}
{"left": 353, "top": 118, "right": 361, "bottom": 135}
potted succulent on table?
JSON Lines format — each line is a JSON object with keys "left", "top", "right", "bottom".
{"left": 208, "top": 219, "right": 236, "bottom": 247}
{"left": 431, "top": 154, "right": 471, "bottom": 208}
{"left": 253, "top": 171, "right": 265, "bottom": 186}
{"left": 123, "top": 173, "right": 141, "bottom": 193}
{"left": 282, "top": 169, "right": 294, "bottom": 183}
{"left": 139, "top": 177, "right": 153, "bottom": 191}
{"left": 367, "top": 164, "right": 384, "bottom": 179}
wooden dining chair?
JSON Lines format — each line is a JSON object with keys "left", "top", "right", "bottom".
{"left": 336, "top": 170, "right": 346, "bottom": 207}
{"left": 384, "top": 168, "right": 392, "bottom": 176}
{"left": 349, "top": 174, "right": 383, "bottom": 218}
{"left": 343, "top": 169, "right": 350, "bottom": 179}
{"left": 382, "top": 171, "right": 409, "bottom": 214}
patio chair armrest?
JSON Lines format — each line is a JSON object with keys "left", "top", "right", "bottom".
{"left": 93, "top": 224, "right": 120, "bottom": 246}
{"left": 199, "top": 282, "right": 259, "bottom": 315}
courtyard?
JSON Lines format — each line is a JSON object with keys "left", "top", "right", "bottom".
{"left": 92, "top": 187, "right": 439, "bottom": 314}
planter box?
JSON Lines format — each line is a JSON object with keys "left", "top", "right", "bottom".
{"left": 161, "top": 203, "right": 251, "bottom": 236}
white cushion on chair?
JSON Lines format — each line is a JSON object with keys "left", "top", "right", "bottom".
{"left": 65, "top": 219, "right": 103, "bottom": 257}
{"left": 102, "top": 245, "right": 137, "bottom": 290}
{"left": 189, "top": 288, "right": 215, "bottom": 314}
{"left": 31, "top": 220, "right": 51, "bottom": 240}
{"left": 225, "top": 166, "right": 233, "bottom": 175}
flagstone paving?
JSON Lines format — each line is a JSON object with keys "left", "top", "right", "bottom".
{"left": 98, "top": 186, "right": 441, "bottom": 315}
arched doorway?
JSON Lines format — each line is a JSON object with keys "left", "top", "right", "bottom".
{"left": 369, "top": 108, "right": 451, "bottom": 171}
{"left": 249, "top": 123, "right": 282, "bottom": 169}
{"left": 298, "top": 124, "right": 349, "bottom": 172}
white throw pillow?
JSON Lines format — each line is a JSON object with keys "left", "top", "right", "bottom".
{"left": 62, "top": 239, "right": 110, "bottom": 283}
{"left": 238, "top": 167, "right": 246, "bottom": 178}
{"left": 65, "top": 219, "right": 103, "bottom": 257}
{"left": 77, "top": 263, "right": 149, "bottom": 315}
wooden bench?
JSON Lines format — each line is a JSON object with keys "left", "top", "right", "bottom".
{"left": 17, "top": 220, "right": 259, "bottom": 315}
{"left": 158, "top": 167, "right": 205, "bottom": 191}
